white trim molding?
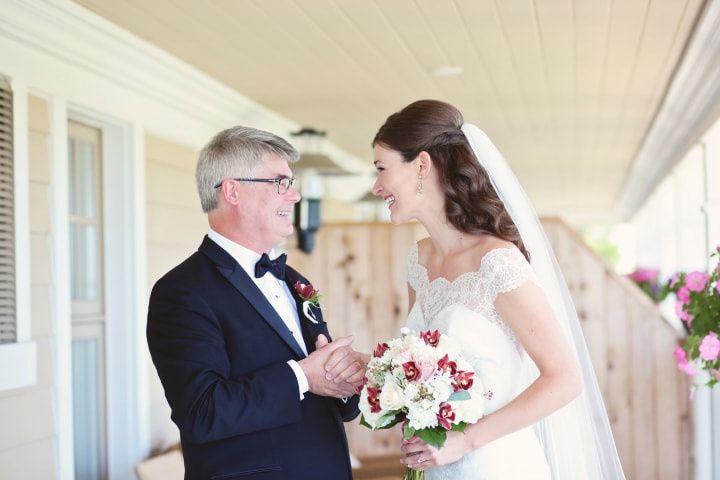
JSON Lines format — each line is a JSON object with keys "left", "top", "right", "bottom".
{"left": 615, "top": 0, "right": 720, "bottom": 219}
{"left": 49, "top": 94, "right": 74, "bottom": 480}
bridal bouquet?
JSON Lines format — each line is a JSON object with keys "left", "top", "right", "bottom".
{"left": 359, "top": 328, "right": 488, "bottom": 479}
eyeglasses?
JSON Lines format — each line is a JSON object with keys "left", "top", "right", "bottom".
{"left": 214, "top": 176, "right": 295, "bottom": 195}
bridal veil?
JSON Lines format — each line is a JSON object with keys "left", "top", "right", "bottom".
{"left": 461, "top": 124, "right": 626, "bottom": 479}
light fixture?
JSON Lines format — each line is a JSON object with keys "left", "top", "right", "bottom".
{"left": 290, "top": 127, "right": 351, "bottom": 175}
{"left": 289, "top": 127, "right": 351, "bottom": 253}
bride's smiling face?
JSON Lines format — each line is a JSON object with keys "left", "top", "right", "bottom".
{"left": 372, "top": 144, "right": 421, "bottom": 224}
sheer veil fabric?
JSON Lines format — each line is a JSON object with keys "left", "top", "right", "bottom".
{"left": 460, "top": 124, "right": 626, "bottom": 479}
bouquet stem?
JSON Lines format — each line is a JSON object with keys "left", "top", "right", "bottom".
{"left": 403, "top": 467, "right": 424, "bottom": 480}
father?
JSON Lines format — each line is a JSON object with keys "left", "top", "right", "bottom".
{"left": 147, "top": 126, "right": 365, "bottom": 480}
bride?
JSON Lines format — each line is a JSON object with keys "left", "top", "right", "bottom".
{"left": 369, "top": 100, "right": 625, "bottom": 479}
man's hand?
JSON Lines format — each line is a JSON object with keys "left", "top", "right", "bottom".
{"left": 297, "top": 335, "right": 360, "bottom": 398}
{"left": 318, "top": 335, "right": 369, "bottom": 387}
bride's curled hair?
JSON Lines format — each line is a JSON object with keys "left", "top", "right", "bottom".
{"left": 373, "top": 99, "right": 529, "bottom": 261}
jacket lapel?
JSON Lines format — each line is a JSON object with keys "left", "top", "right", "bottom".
{"left": 199, "top": 236, "right": 306, "bottom": 359}
{"left": 284, "top": 268, "right": 329, "bottom": 355}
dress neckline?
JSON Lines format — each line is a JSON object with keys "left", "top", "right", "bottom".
{"left": 413, "top": 244, "right": 518, "bottom": 287}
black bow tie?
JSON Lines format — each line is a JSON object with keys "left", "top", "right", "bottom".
{"left": 254, "top": 252, "right": 287, "bottom": 279}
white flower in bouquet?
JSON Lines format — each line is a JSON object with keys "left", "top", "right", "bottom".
{"left": 379, "top": 378, "right": 405, "bottom": 411}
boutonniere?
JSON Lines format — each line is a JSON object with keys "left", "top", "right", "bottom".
{"left": 294, "top": 281, "right": 321, "bottom": 324}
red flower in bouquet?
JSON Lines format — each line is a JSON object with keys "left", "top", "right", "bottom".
{"left": 437, "top": 354, "right": 457, "bottom": 375}
{"left": 420, "top": 329, "right": 440, "bottom": 347}
{"left": 453, "top": 371, "right": 475, "bottom": 391}
{"left": 373, "top": 342, "right": 389, "bottom": 358}
{"left": 402, "top": 361, "right": 421, "bottom": 382}
{"left": 436, "top": 402, "right": 456, "bottom": 430}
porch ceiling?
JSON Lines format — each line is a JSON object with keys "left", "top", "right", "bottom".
{"left": 72, "top": 0, "right": 705, "bottom": 217}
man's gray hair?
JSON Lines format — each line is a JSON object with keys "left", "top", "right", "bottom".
{"left": 196, "top": 126, "right": 299, "bottom": 212}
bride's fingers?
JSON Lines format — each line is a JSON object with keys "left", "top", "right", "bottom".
{"left": 400, "top": 445, "right": 422, "bottom": 457}
{"left": 399, "top": 454, "right": 417, "bottom": 466}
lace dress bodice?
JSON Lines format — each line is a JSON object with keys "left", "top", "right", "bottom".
{"left": 405, "top": 243, "right": 550, "bottom": 480}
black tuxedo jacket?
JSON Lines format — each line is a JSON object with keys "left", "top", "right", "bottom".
{"left": 147, "top": 236, "right": 360, "bottom": 479}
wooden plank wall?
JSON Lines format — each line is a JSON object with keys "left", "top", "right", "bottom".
{"left": 288, "top": 221, "right": 426, "bottom": 456}
{"left": 287, "top": 219, "right": 693, "bottom": 478}
{"left": 539, "top": 218, "right": 692, "bottom": 480}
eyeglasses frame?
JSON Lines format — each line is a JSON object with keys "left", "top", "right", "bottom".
{"left": 214, "top": 176, "right": 295, "bottom": 194}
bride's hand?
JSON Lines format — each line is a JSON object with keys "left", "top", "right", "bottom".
{"left": 400, "top": 432, "right": 472, "bottom": 470}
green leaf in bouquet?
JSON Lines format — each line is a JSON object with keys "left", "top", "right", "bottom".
{"left": 360, "top": 411, "right": 402, "bottom": 430}
{"left": 403, "top": 425, "right": 416, "bottom": 440}
{"left": 450, "top": 422, "right": 468, "bottom": 433}
{"left": 379, "top": 413, "right": 405, "bottom": 430}
{"left": 415, "top": 427, "right": 447, "bottom": 449}
{"left": 448, "top": 390, "right": 470, "bottom": 401}
{"left": 374, "top": 412, "right": 402, "bottom": 430}
{"left": 359, "top": 414, "right": 374, "bottom": 429}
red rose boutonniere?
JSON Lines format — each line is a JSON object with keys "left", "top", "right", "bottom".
{"left": 294, "top": 281, "right": 321, "bottom": 324}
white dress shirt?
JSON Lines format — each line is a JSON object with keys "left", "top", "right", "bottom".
{"left": 208, "top": 229, "right": 309, "bottom": 399}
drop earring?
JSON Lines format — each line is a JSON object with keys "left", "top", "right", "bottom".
{"left": 417, "top": 174, "right": 423, "bottom": 194}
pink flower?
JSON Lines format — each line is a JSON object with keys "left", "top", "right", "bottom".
{"left": 678, "top": 361, "right": 697, "bottom": 376}
{"left": 699, "top": 332, "right": 720, "bottom": 361}
{"left": 673, "top": 346, "right": 687, "bottom": 363}
{"left": 418, "top": 361, "right": 436, "bottom": 381}
{"left": 685, "top": 272, "right": 709, "bottom": 292}
{"left": 674, "top": 345, "right": 696, "bottom": 376}
{"left": 669, "top": 273, "right": 681, "bottom": 289}
{"left": 716, "top": 281, "right": 720, "bottom": 296}
{"left": 677, "top": 286, "right": 690, "bottom": 304}
{"left": 675, "top": 301, "right": 693, "bottom": 324}
{"left": 629, "top": 268, "right": 659, "bottom": 283}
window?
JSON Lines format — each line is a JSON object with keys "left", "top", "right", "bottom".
{"left": 68, "top": 120, "right": 108, "bottom": 479}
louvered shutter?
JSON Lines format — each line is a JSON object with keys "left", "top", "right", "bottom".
{"left": 0, "top": 79, "right": 15, "bottom": 344}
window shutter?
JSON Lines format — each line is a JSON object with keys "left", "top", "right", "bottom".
{"left": 0, "top": 78, "right": 15, "bottom": 344}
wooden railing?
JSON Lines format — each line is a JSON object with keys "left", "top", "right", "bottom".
{"left": 541, "top": 217, "right": 693, "bottom": 480}
{"left": 287, "top": 219, "right": 693, "bottom": 479}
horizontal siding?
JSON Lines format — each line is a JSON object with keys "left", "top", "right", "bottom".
{"left": 0, "top": 94, "right": 57, "bottom": 479}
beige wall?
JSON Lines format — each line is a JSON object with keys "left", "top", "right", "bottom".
{"left": 0, "top": 95, "right": 58, "bottom": 479}
{"left": 144, "top": 134, "right": 206, "bottom": 452}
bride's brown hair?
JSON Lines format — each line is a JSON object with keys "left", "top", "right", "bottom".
{"left": 373, "top": 99, "right": 529, "bottom": 261}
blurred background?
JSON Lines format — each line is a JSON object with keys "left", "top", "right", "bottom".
{"left": 1, "top": 0, "right": 719, "bottom": 478}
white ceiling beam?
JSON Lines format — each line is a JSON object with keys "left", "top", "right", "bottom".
{"left": 615, "top": 0, "right": 720, "bottom": 219}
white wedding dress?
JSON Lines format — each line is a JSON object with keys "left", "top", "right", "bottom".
{"left": 405, "top": 243, "right": 551, "bottom": 480}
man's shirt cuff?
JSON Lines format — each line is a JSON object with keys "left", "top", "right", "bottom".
{"left": 287, "top": 360, "right": 309, "bottom": 400}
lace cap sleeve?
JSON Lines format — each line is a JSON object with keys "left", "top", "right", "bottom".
{"left": 483, "top": 247, "right": 539, "bottom": 301}
{"left": 406, "top": 243, "right": 422, "bottom": 291}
